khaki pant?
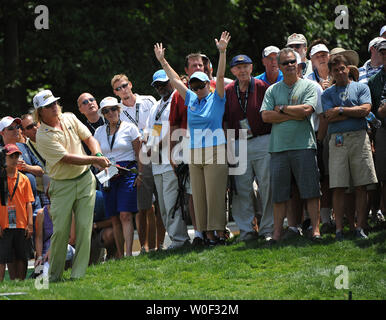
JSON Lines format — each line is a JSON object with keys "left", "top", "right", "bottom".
{"left": 48, "top": 170, "right": 96, "bottom": 282}
{"left": 189, "top": 145, "right": 228, "bottom": 232}
{"left": 154, "top": 170, "right": 189, "bottom": 245}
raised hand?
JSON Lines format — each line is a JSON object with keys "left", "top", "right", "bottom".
{"left": 154, "top": 43, "right": 166, "bottom": 63}
{"left": 215, "top": 31, "right": 231, "bottom": 52}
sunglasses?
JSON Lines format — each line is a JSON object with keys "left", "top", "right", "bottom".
{"left": 280, "top": 59, "right": 297, "bottom": 66}
{"left": 101, "top": 106, "right": 119, "bottom": 115}
{"left": 45, "top": 101, "right": 58, "bottom": 108}
{"left": 24, "top": 122, "right": 38, "bottom": 130}
{"left": 288, "top": 44, "right": 304, "bottom": 49}
{"left": 6, "top": 125, "right": 21, "bottom": 131}
{"left": 114, "top": 83, "right": 129, "bottom": 92}
{"left": 190, "top": 82, "right": 206, "bottom": 92}
{"left": 81, "top": 97, "right": 96, "bottom": 105}
{"left": 153, "top": 81, "right": 169, "bottom": 89}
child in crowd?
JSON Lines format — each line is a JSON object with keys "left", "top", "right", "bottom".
{"left": 0, "top": 144, "right": 34, "bottom": 281}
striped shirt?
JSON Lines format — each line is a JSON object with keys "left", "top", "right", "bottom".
{"left": 359, "top": 60, "right": 382, "bottom": 84}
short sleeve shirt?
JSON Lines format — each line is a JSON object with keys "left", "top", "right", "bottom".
{"left": 119, "top": 94, "right": 156, "bottom": 131}
{"left": 169, "top": 91, "right": 188, "bottom": 130}
{"left": 321, "top": 81, "right": 372, "bottom": 134}
{"left": 260, "top": 78, "right": 317, "bottom": 152}
{"left": 94, "top": 121, "right": 141, "bottom": 163}
{"left": 145, "top": 91, "right": 175, "bottom": 175}
{"left": 0, "top": 171, "right": 34, "bottom": 230}
{"left": 255, "top": 70, "right": 283, "bottom": 86}
{"left": 185, "top": 89, "right": 226, "bottom": 149}
{"left": 36, "top": 112, "right": 92, "bottom": 180}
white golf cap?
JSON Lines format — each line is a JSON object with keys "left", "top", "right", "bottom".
{"left": 368, "top": 37, "right": 384, "bottom": 52}
{"left": 262, "top": 46, "right": 280, "bottom": 58}
{"left": 380, "top": 25, "right": 386, "bottom": 37}
{"left": 294, "top": 51, "right": 306, "bottom": 70}
{"left": 98, "top": 97, "right": 119, "bottom": 117}
{"left": 33, "top": 89, "right": 60, "bottom": 109}
{"left": 0, "top": 116, "right": 21, "bottom": 132}
{"left": 310, "top": 44, "right": 329, "bottom": 57}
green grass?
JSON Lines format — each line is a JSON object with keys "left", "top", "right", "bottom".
{"left": 1, "top": 226, "right": 385, "bottom": 300}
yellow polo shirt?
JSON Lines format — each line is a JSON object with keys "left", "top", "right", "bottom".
{"left": 36, "top": 112, "right": 92, "bottom": 180}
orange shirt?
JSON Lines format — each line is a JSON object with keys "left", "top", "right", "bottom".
{"left": 0, "top": 171, "right": 35, "bottom": 229}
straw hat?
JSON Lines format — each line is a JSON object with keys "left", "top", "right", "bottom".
{"left": 329, "top": 47, "right": 359, "bottom": 66}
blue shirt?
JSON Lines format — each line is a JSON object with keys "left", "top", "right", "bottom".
{"left": 255, "top": 70, "right": 283, "bottom": 85}
{"left": 321, "top": 81, "right": 372, "bottom": 134}
{"left": 185, "top": 89, "right": 226, "bottom": 149}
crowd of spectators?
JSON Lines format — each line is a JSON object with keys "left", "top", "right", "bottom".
{"left": 1, "top": 26, "right": 386, "bottom": 282}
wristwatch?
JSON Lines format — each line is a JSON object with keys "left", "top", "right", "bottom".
{"left": 338, "top": 107, "right": 344, "bottom": 116}
{"left": 279, "top": 105, "right": 285, "bottom": 114}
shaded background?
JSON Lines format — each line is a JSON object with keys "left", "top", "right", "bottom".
{"left": 0, "top": 0, "right": 384, "bottom": 118}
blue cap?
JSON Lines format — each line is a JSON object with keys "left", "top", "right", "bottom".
{"left": 189, "top": 71, "right": 210, "bottom": 83}
{"left": 151, "top": 69, "right": 169, "bottom": 86}
{"left": 230, "top": 54, "right": 252, "bottom": 68}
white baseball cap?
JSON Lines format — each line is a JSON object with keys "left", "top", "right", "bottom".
{"left": 368, "top": 37, "right": 385, "bottom": 51}
{"left": 98, "top": 97, "right": 119, "bottom": 117}
{"left": 294, "top": 52, "right": 306, "bottom": 70}
{"left": 0, "top": 116, "right": 22, "bottom": 132}
{"left": 262, "top": 46, "right": 280, "bottom": 58}
{"left": 33, "top": 89, "right": 60, "bottom": 109}
{"left": 310, "top": 44, "right": 329, "bottom": 57}
{"left": 380, "top": 25, "right": 386, "bottom": 37}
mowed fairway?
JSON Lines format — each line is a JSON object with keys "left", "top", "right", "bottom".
{"left": 0, "top": 227, "right": 385, "bottom": 300}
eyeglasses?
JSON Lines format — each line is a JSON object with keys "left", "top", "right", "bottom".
{"left": 280, "top": 59, "right": 297, "bottom": 66}
{"left": 114, "top": 83, "right": 129, "bottom": 92}
{"left": 190, "top": 82, "right": 206, "bottom": 92}
{"left": 24, "top": 122, "right": 38, "bottom": 130}
{"left": 288, "top": 44, "right": 304, "bottom": 49}
{"left": 6, "top": 125, "right": 21, "bottom": 131}
{"left": 81, "top": 97, "right": 96, "bottom": 105}
{"left": 101, "top": 106, "right": 119, "bottom": 115}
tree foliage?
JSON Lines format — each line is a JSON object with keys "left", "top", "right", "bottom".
{"left": 0, "top": 0, "right": 384, "bottom": 118}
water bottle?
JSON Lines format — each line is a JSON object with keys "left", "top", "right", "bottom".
{"left": 366, "top": 112, "right": 381, "bottom": 129}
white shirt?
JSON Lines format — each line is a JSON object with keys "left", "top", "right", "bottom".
{"left": 304, "top": 78, "right": 323, "bottom": 132}
{"left": 94, "top": 121, "right": 141, "bottom": 163}
{"left": 145, "top": 91, "right": 175, "bottom": 175}
{"left": 119, "top": 94, "right": 156, "bottom": 130}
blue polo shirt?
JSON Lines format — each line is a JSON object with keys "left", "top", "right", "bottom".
{"left": 321, "top": 81, "right": 372, "bottom": 134}
{"left": 255, "top": 70, "right": 283, "bottom": 85}
{"left": 185, "top": 89, "right": 226, "bottom": 149}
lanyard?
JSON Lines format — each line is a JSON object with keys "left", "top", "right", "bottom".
{"left": 8, "top": 172, "right": 20, "bottom": 202}
{"left": 155, "top": 99, "right": 169, "bottom": 121}
{"left": 123, "top": 103, "right": 140, "bottom": 127}
{"left": 106, "top": 120, "right": 121, "bottom": 151}
{"left": 235, "top": 78, "right": 252, "bottom": 116}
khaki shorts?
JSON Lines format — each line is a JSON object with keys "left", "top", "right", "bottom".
{"left": 329, "top": 130, "right": 378, "bottom": 188}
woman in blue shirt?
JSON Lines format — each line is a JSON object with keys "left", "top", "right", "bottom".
{"left": 154, "top": 31, "right": 230, "bottom": 245}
